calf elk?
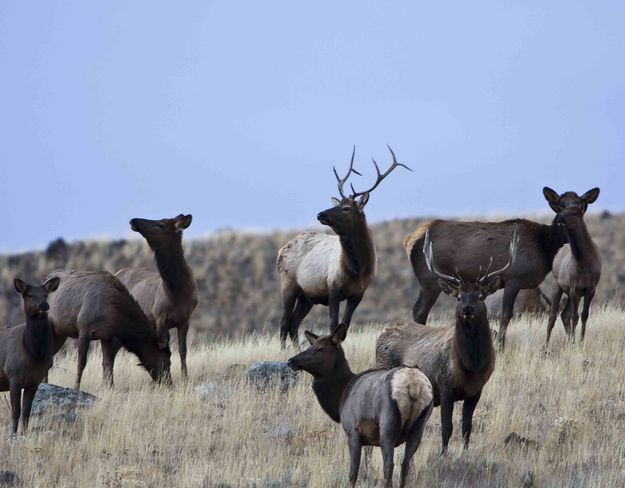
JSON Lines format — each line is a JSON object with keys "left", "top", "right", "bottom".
{"left": 116, "top": 214, "right": 198, "bottom": 378}
{"left": 377, "top": 228, "right": 518, "bottom": 453}
{"left": 545, "top": 188, "right": 601, "bottom": 344}
{"left": 278, "top": 146, "right": 410, "bottom": 347}
{"left": 288, "top": 324, "right": 433, "bottom": 487}
{"left": 46, "top": 270, "right": 172, "bottom": 389}
{"left": 0, "top": 277, "right": 59, "bottom": 435}
{"left": 404, "top": 187, "right": 598, "bottom": 349}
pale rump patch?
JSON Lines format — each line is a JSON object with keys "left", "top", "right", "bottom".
{"left": 403, "top": 221, "right": 433, "bottom": 259}
{"left": 391, "top": 368, "right": 433, "bottom": 427}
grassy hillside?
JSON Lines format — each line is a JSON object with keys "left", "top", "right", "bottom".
{"left": 0, "top": 213, "right": 623, "bottom": 337}
{"left": 0, "top": 308, "right": 623, "bottom": 487}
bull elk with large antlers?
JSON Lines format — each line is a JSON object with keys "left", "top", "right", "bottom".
{"left": 277, "top": 146, "right": 410, "bottom": 348}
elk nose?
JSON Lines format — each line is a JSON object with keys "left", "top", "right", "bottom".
{"left": 39, "top": 302, "right": 49, "bottom": 312}
{"left": 463, "top": 305, "right": 474, "bottom": 315}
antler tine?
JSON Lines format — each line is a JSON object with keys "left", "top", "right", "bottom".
{"left": 479, "top": 226, "right": 520, "bottom": 283}
{"left": 423, "top": 228, "right": 462, "bottom": 285}
{"left": 350, "top": 145, "right": 412, "bottom": 198}
{"left": 333, "top": 145, "right": 361, "bottom": 199}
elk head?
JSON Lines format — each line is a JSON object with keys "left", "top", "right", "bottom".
{"left": 287, "top": 324, "right": 348, "bottom": 376}
{"left": 129, "top": 214, "right": 193, "bottom": 249}
{"left": 543, "top": 187, "right": 600, "bottom": 216}
{"left": 423, "top": 227, "right": 519, "bottom": 322}
{"left": 14, "top": 277, "right": 60, "bottom": 318}
{"left": 317, "top": 146, "right": 411, "bottom": 235}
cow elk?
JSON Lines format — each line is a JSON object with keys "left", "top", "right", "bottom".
{"left": 545, "top": 188, "right": 601, "bottom": 344}
{"left": 116, "top": 214, "right": 198, "bottom": 378}
{"left": 277, "top": 146, "right": 410, "bottom": 348}
{"left": 288, "top": 324, "right": 433, "bottom": 487}
{"left": 0, "top": 277, "right": 59, "bottom": 435}
{"left": 46, "top": 270, "right": 172, "bottom": 389}
{"left": 403, "top": 187, "right": 598, "bottom": 349}
{"left": 376, "top": 228, "right": 518, "bottom": 453}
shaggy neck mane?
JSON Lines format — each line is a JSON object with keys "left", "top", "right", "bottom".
{"left": 311, "top": 350, "right": 355, "bottom": 423}
{"left": 338, "top": 219, "right": 375, "bottom": 276}
{"left": 23, "top": 314, "right": 53, "bottom": 360}
{"left": 453, "top": 313, "right": 494, "bottom": 373}
{"left": 153, "top": 239, "right": 193, "bottom": 297}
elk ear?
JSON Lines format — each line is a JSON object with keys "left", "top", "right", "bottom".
{"left": 330, "top": 197, "right": 341, "bottom": 207}
{"left": 43, "top": 277, "right": 60, "bottom": 293}
{"left": 480, "top": 276, "right": 502, "bottom": 299}
{"left": 304, "top": 330, "right": 319, "bottom": 345}
{"left": 581, "top": 187, "right": 600, "bottom": 204}
{"left": 14, "top": 278, "right": 27, "bottom": 295}
{"left": 543, "top": 187, "right": 563, "bottom": 213}
{"left": 357, "top": 193, "right": 369, "bottom": 210}
{"left": 438, "top": 279, "right": 459, "bottom": 298}
{"left": 331, "top": 323, "right": 347, "bottom": 345}
{"left": 175, "top": 214, "right": 192, "bottom": 231}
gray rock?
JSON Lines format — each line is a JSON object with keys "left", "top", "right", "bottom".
{"left": 0, "top": 471, "right": 16, "bottom": 487}
{"left": 245, "top": 362, "right": 298, "bottom": 392}
{"left": 31, "top": 383, "right": 96, "bottom": 415}
{"left": 266, "top": 424, "right": 295, "bottom": 440}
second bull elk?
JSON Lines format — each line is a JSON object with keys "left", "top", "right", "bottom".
{"left": 277, "top": 146, "right": 411, "bottom": 348}
{"left": 404, "top": 187, "right": 599, "bottom": 349}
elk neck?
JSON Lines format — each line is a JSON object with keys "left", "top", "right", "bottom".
{"left": 338, "top": 219, "right": 375, "bottom": 276}
{"left": 540, "top": 218, "right": 569, "bottom": 269}
{"left": 564, "top": 219, "right": 598, "bottom": 265}
{"left": 311, "top": 350, "right": 356, "bottom": 423}
{"left": 153, "top": 239, "right": 195, "bottom": 299}
{"left": 453, "top": 312, "right": 494, "bottom": 373}
{"left": 23, "top": 313, "right": 53, "bottom": 360}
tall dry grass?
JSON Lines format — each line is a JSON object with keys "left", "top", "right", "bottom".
{"left": 1, "top": 308, "right": 624, "bottom": 487}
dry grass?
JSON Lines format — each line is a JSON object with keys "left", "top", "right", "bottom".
{"left": 1, "top": 308, "right": 625, "bottom": 487}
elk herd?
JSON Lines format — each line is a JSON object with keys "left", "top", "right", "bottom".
{"left": 0, "top": 147, "right": 603, "bottom": 487}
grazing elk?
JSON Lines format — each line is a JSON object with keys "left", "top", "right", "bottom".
{"left": 377, "top": 228, "right": 518, "bottom": 453}
{"left": 288, "top": 324, "right": 433, "bottom": 488}
{"left": 45, "top": 270, "right": 172, "bottom": 389}
{"left": 545, "top": 188, "right": 601, "bottom": 344}
{"left": 115, "top": 214, "right": 198, "bottom": 378}
{"left": 0, "top": 277, "right": 59, "bottom": 435}
{"left": 278, "top": 146, "right": 410, "bottom": 348}
{"left": 404, "top": 187, "right": 599, "bottom": 349}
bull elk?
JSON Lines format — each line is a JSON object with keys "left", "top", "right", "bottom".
{"left": 115, "top": 214, "right": 198, "bottom": 378}
{"left": 545, "top": 188, "right": 601, "bottom": 344}
{"left": 46, "top": 270, "right": 172, "bottom": 389}
{"left": 404, "top": 187, "right": 599, "bottom": 349}
{"left": 288, "top": 324, "right": 433, "bottom": 487}
{"left": 0, "top": 277, "right": 59, "bottom": 435}
{"left": 277, "top": 146, "right": 410, "bottom": 348}
{"left": 377, "top": 228, "right": 518, "bottom": 453}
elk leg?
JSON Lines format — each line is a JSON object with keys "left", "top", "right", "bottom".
{"left": 461, "top": 392, "right": 481, "bottom": 448}
{"left": 580, "top": 290, "right": 595, "bottom": 342}
{"left": 569, "top": 292, "right": 581, "bottom": 341}
{"left": 75, "top": 331, "right": 91, "bottom": 390}
{"left": 279, "top": 288, "right": 298, "bottom": 349}
{"left": 560, "top": 296, "right": 573, "bottom": 337}
{"left": 546, "top": 286, "right": 564, "bottom": 345}
{"left": 177, "top": 321, "right": 190, "bottom": 380}
{"left": 400, "top": 402, "right": 432, "bottom": 488}
{"left": 9, "top": 380, "right": 21, "bottom": 436}
{"left": 380, "top": 414, "right": 400, "bottom": 488}
{"left": 498, "top": 284, "right": 520, "bottom": 351}
{"left": 440, "top": 392, "right": 455, "bottom": 454}
{"left": 101, "top": 339, "right": 121, "bottom": 388}
{"left": 347, "top": 431, "right": 362, "bottom": 487}
{"left": 341, "top": 295, "right": 363, "bottom": 330}
{"left": 413, "top": 280, "right": 441, "bottom": 324}
{"left": 288, "top": 297, "right": 313, "bottom": 349}
{"left": 21, "top": 385, "right": 38, "bottom": 433}
{"left": 328, "top": 289, "right": 341, "bottom": 333}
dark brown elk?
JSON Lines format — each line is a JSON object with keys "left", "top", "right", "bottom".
{"left": 45, "top": 270, "right": 172, "bottom": 389}
{"left": 115, "top": 214, "right": 198, "bottom": 378}
{"left": 545, "top": 188, "right": 601, "bottom": 344}
{"left": 0, "top": 277, "right": 59, "bottom": 435}
{"left": 288, "top": 324, "right": 433, "bottom": 488}
{"left": 277, "top": 146, "right": 410, "bottom": 348}
{"left": 377, "top": 228, "right": 518, "bottom": 453}
{"left": 404, "top": 187, "right": 599, "bottom": 349}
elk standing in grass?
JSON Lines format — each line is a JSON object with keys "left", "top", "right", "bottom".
{"left": 46, "top": 270, "right": 172, "bottom": 389}
{"left": 115, "top": 214, "right": 198, "bottom": 378}
{"left": 404, "top": 187, "right": 598, "bottom": 349}
{"left": 277, "top": 146, "right": 410, "bottom": 348}
{"left": 545, "top": 188, "right": 601, "bottom": 344}
{"left": 288, "top": 324, "right": 433, "bottom": 487}
{"left": 377, "top": 228, "right": 518, "bottom": 453}
{"left": 0, "top": 277, "right": 59, "bottom": 435}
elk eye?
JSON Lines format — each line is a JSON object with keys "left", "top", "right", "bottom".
{"left": 342, "top": 206, "right": 350, "bottom": 212}
{"left": 317, "top": 347, "right": 324, "bottom": 353}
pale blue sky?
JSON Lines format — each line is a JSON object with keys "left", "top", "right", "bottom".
{"left": 1, "top": 1, "right": 623, "bottom": 252}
